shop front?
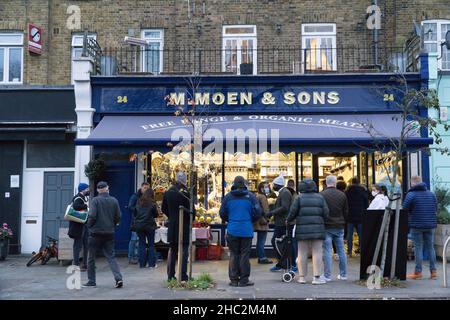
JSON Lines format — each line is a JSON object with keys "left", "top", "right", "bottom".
{"left": 75, "top": 73, "right": 432, "bottom": 252}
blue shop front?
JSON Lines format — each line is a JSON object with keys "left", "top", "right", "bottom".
{"left": 77, "top": 73, "right": 432, "bottom": 253}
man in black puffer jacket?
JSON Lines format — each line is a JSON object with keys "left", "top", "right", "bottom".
{"left": 287, "top": 179, "right": 329, "bottom": 285}
{"left": 345, "top": 177, "right": 368, "bottom": 256}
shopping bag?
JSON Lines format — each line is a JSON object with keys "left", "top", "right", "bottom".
{"left": 64, "top": 204, "right": 88, "bottom": 224}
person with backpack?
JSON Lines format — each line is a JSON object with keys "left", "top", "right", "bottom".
{"left": 68, "top": 182, "right": 90, "bottom": 271}
{"left": 135, "top": 188, "right": 159, "bottom": 268}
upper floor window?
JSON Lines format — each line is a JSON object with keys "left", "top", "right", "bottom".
{"left": 71, "top": 33, "right": 96, "bottom": 84}
{"left": 302, "top": 23, "right": 336, "bottom": 71}
{"left": 422, "top": 20, "right": 450, "bottom": 70}
{"left": 0, "top": 33, "right": 23, "bottom": 84}
{"left": 141, "top": 29, "right": 164, "bottom": 74}
{"left": 223, "top": 25, "right": 257, "bottom": 75}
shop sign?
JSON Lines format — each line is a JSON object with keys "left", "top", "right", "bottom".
{"left": 28, "top": 24, "right": 43, "bottom": 55}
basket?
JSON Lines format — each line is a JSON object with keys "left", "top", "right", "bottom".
{"left": 207, "top": 244, "right": 222, "bottom": 260}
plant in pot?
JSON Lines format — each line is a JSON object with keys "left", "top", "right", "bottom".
{"left": 434, "top": 184, "right": 450, "bottom": 260}
{"left": 0, "top": 223, "right": 13, "bottom": 260}
{"left": 84, "top": 157, "right": 107, "bottom": 196}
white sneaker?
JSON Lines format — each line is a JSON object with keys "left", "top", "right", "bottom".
{"left": 321, "top": 275, "right": 332, "bottom": 282}
{"left": 297, "top": 276, "right": 306, "bottom": 284}
{"left": 337, "top": 275, "right": 347, "bottom": 281}
{"left": 312, "top": 277, "right": 326, "bottom": 285}
{"left": 149, "top": 264, "right": 158, "bottom": 269}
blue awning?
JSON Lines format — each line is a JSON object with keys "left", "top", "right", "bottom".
{"left": 75, "top": 114, "right": 432, "bottom": 153}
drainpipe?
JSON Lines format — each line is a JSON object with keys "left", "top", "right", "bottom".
{"left": 373, "top": 0, "right": 379, "bottom": 66}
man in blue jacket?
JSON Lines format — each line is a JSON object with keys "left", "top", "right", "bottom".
{"left": 220, "top": 176, "right": 262, "bottom": 287}
{"left": 403, "top": 175, "right": 438, "bottom": 280}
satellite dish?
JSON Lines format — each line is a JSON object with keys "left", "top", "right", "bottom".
{"left": 445, "top": 30, "right": 450, "bottom": 50}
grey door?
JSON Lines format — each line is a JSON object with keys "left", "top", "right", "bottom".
{"left": 42, "top": 172, "right": 74, "bottom": 244}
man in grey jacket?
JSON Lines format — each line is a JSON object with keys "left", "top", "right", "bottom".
{"left": 83, "top": 181, "right": 123, "bottom": 288}
{"left": 320, "top": 175, "right": 348, "bottom": 282}
{"left": 268, "top": 175, "right": 293, "bottom": 272}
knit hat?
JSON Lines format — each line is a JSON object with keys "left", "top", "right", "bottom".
{"left": 78, "top": 182, "right": 89, "bottom": 193}
{"left": 273, "top": 175, "right": 285, "bottom": 187}
{"left": 176, "top": 171, "right": 187, "bottom": 187}
{"left": 232, "top": 176, "right": 247, "bottom": 189}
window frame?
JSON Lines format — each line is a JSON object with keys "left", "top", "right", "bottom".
{"left": 222, "top": 25, "right": 258, "bottom": 75}
{"left": 422, "top": 19, "right": 450, "bottom": 70}
{"left": 71, "top": 33, "right": 96, "bottom": 84}
{"left": 0, "top": 32, "right": 24, "bottom": 84}
{"left": 140, "top": 29, "right": 164, "bottom": 74}
{"left": 301, "top": 23, "right": 337, "bottom": 71}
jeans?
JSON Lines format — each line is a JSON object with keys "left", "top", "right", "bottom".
{"left": 411, "top": 228, "right": 437, "bottom": 273}
{"left": 167, "top": 244, "right": 190, "bottom": 281}
{"left": 137, "top": 229, "right": 156, "bottom": 268}
{"left": 227, "top": 234, "right": 252, "bottom": 284}
{"left": 347, "top": 223, "right": 362, "bottom": 255}
{"left": 256, "top": 231, "right": 268, "bottom": 261}
{"left": 323, "top": 229, "right": 347, "bottom": 278}
{"left": 87, "top": 234, "right": 122, "bottom": 284}
{"left": 128, "top": 231, "right": 138, "bottom": 261}
{"left": 271, "top": 225, "right": 287, "bottom": 267}
{"left": 72, "top": 225, "right": 88, "bottom": 267}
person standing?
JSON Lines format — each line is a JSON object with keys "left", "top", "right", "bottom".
{"left": 403, "top": 176, "right": 438, "bottom": 280}
{"left": 268, "top": 175, "right": 293, "bottom": 272}
{"left": 162, "top": 172, "right": 194, "bottom": 282}
{"left": 220, "top": 176, "right": 261, "bottom": 287}
{"left": 254, "top": 182, "right": 272, "bottom": 264}
{"left": 287, "top": 179, "right": 329, "bottom": 285}
{"left": 127, "top": 182, "right": 150, "bottom": 264}
{"left": 83, "top": 181, "right": 123, "bottom": 288}
{"left": 68, "top": 182, "right": 90, "bottom": 271}
{"left": 134, "top": 188, "right": 158, "bottom": 268}
{"left": 345, "top": 177, "right": 368, "bottom": 256}
{"left": 367, "top": 183, "right": 389, "bottom": 210}
{"left": 320, "top": 175, "right": 348, "bottom": 281}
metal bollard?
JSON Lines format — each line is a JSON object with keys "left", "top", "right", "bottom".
{"left": 443, "top": 236, "right": 450, "bottom": 288}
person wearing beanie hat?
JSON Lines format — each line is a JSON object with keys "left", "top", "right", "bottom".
{"left": 268, "top": 174, "right": 294, "bottom": 272}
{"left": 220, "top": 175, "right": 262, "bottom": 287}
{"left": 176, "top": 171, "right": 188, "bottom": 188}
{"left": 68, "top": 182, "right": 90, "bottom": 271}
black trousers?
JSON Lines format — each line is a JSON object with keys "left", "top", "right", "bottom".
{"left": 167, "top": 243, "right": 190, "bottom": 281}
{"left": 72, "top": 225, "right": 88, "bottom": 267}
{"left": 227, "top": 234, "right": 252, "bottom": 284}
{"left": 271, "top": 225, "right": 288, "bottom": 267}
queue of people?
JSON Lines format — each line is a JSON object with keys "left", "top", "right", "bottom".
{"left": 67, "top": 170, "right": 438, "bottom": 288}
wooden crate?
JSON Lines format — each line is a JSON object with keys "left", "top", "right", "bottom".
{"left": 58, "top": 228, "right": 73, "bottom": 262}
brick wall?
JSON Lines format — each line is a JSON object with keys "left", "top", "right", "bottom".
{"left": 0, "top": 0, "right": 450, "bottom": 85}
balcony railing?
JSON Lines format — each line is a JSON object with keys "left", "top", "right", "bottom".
{"left": 87, "top": 44, "right": 420, "bottom": 76}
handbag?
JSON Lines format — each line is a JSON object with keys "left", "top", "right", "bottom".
{"left": 64, "top": 197, "right": 89, "bottom": 224}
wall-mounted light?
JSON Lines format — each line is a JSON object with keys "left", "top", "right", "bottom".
{"left": 197, "top": 25, "right": 202, "bottom": 35}
{"left": 276, "top": 24, "right": 282, "bottom": 34}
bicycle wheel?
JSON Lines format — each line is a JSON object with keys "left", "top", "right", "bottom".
{"left": 40, "top": 249, "right": 51, "bottom": 265}
{"left": 26, "top": 252, "right": 42, "bottom": 267}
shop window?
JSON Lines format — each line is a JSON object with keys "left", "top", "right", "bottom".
{"left": 374, "top": 151, "right": 402, "bottom": 195}
{"left": 422, "top": 20, "right": 450, "bottom": 70}
{"left": 71, "top": 33, "right": 96, "bottom": 84}
{"left": 222, "top": 25, "right": 257, "bottom": 75}
{"left": 141, "top": 29, "right": 164, "bottom": 74}
{"left": 298, "top": 152, "right": 313, "bottom": 180}
{"left": 301, "top": 23, "right": 336, "bottom": 71}
{"left": 316, "top": 155, "right": 357, "bottom": 191}
{"left": 26, "top": 140, "right": 75, "bottom": 168}
{"left": 0, "top": 33, "right": 23, "bottom": 84}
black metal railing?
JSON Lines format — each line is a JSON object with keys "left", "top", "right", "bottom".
{"left": 85, "top": 43, "right": 421, "bottom": 76}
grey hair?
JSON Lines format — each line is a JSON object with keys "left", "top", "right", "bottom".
{"left": 326, "top": 175, "right": 337, "bottom": 187}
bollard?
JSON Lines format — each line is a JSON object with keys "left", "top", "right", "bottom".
{"left": 177, "top": 205, "right": 184, "bottom": 285}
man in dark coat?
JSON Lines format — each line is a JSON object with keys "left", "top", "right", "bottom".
{"left": 68, "top": 182, "right": 90, "bottom": 271}
{"left": 127, "top": 182, "right": 149, "bottom": 264}
{"left": 345, "top": 177, "right": 368, "bottom": 256}
{"left": 161, "top": 172, "right": 194, "bottom": 282}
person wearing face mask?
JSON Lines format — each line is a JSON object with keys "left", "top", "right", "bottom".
{"left": 367, "top": 184, "right": 389, "bottom": 210}
{"left": 267, "top": 175, "right": 293, "bottom": 272}
{"left": 68, "top": 182, "right": 90, "bottom": 271}
{"left": 254, "top": 182, "right": 272, "bottom": 264}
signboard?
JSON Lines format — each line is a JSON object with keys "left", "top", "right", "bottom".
{"left": 28, "top": 24, "right": 43, "bottom": 55}
{"left": 10, "top": 175, "right": 20, "bottom": 188}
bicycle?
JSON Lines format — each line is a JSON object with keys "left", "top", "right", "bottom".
{"left": 26, "top": 236, "right": 59, "bottom": 267}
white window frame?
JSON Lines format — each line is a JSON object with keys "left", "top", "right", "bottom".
{"left": 222, "top": 25, "right": 257, "bottom": 75}
{"left": 422, "top": 19, "right": 450, "bottom": 71}
{"left": 71, "top": 33, "right": 96, "bottom": 84}
{"left": 0, "top": 33, "right": 24, "bottom": 84}
{"left": 301, "top": 23, "right": 337, "bottom": 71}
{"left": 141, "top": 29, "right": 164, "bottom": 74}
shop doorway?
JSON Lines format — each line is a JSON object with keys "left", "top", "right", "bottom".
{"left": 313, "top": 154, "right": 359, "bottom": 191}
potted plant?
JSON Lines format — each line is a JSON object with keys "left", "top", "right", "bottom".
{"left": 434, "top": 185, "right": 450, "bottom": 260}
{"left": 0, "top": 223, "right": 13, "bottom": 260}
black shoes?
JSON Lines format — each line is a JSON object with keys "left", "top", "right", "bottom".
{"left": 115, "top": 280, "right": 123, "bottom": 288}
{"left": 239, "top": 281, "right": 254, "bottom": 287}
{"left": 258, "top": 259, "right": 273, "bottom": 264}
{"left": 229, "top": 281, "right": 239, "bottom": 287}
{"left": 82, "top": 282, "right": 96, "bottom": 288}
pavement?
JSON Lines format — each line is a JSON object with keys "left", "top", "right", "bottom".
{"left": 1, "top": 255, "right": 449, "bottom": 300}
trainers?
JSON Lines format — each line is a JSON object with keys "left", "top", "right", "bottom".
{"left": 238, "top": 281, "right": 254, "bottom": 287}
{"left": 149, "top": 265, "right": 158, "bottom": 269}
{"left": 258, "top": 259, "right": 273, "bottom": 264}
{"left": 431, "top": 270, "right": 437, "bottom": 280}
{"left": 312, "top": 277, "right": 326, "bottom": 285}
{"left": 270, "top": 265, "right": 282, "bottom": 272}
{"left": 337, "top": 275, "right": 347, "bottom": 281}
{"left": 115, "top": 280, "right": 123, "bottom": 288}
{"left": 82, "top": 282, "right": 96, "bottom": 288}
{"left": 129, "top": 259, "right": 138, "bottom": 265}
{"left": 229, "top": 281, "right": 239, "bottom": 287}
{"left": 297, "top": 276, "right": 306, "bottom": 284}
{"left": 290, "top": 266, "right": 298, "bottom": 273}
{"left": 407, "top": 272, "right": 423, "bottom": 280}
{"left": 321, "top": 275, "right": 332, "bottom": 282}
